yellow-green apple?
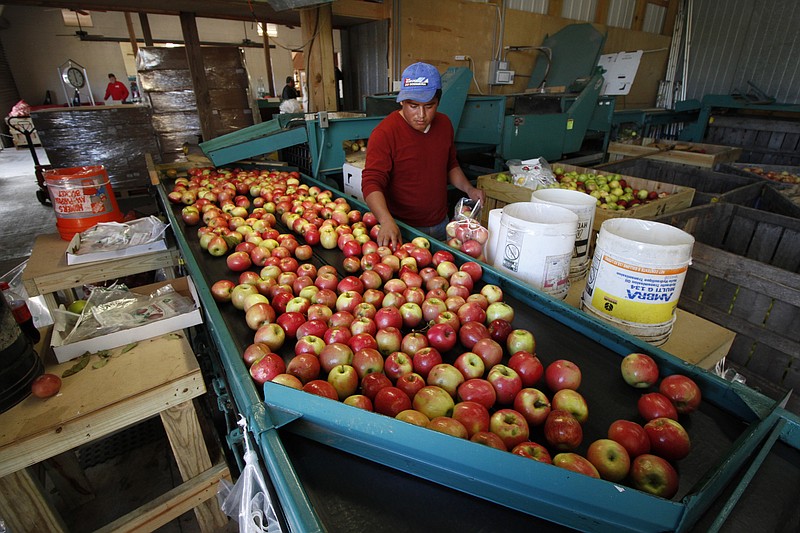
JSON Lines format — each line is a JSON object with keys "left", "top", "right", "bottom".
{"left": 485, "top": 302, "right": 514, "bottom": 324}
{"left": 412, "top": 385, "right": 455, "bottom": 419}
{"left": 489, "top": 408, "right": 530, "bottom": 450}
{"left": 479, "top": 284, "right": 504, "bottom": 304}
{"left": 254, "top": 323, "right": 285, "bottom": 352}
{"left": 327, "top": 364, "right": 359, "bottom": 400}
{"left": 630, "top": 454, "right": 679, "bottom": 499}
{"left": 587, "top": 439, "right": 631, "bottom": 482}
{"left": 454, "top": 351, "right": 485, "bottom": 380}
{"left": 426, "top": 363, "right": 465, "bottom": 398}
{"left": 376, "top": 327, "right": 403, "bottom": 357}
{"left": 621, "top": 352, "right": 660, "bottom": 388}
{"left": 552, "top": 453, "right": 600, "bottom": 478}
{"left": 231, "top": 283, "right": 259, "bottom": 310}
{"left": 552, "top": 389, "right": 589, "bottom": 424}
{"left": 506, "top": 329, "right": 536, "bottom": 356}
{"left": 271, "top": 373, "right": 303, "bottom": 390}
{"left": 400, "top": 331, "right": 428, "bottom": 356}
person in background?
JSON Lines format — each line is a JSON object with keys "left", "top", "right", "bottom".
{"left": 104, "top": 73, "right": 129, "bottom": 104}
{"left": 361, "top": 62, "right": 484, "bottom": 249}
{"left": 281, "top": 76, "right": 299, "bottom": 101}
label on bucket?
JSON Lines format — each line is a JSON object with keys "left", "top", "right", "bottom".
{"left": 584, "top": 252, "right": 687, "bottom": 324}
{"left": 52, "top": 185, "right": 113, "bottom": 218}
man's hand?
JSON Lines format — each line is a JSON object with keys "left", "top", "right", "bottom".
{"left": 468, "top": 185, "right": 486, "bottom": 206}
{"left": 376, "top": 219, "right": 403, "bottom": 250}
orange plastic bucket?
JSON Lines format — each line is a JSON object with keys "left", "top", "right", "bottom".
{"left": 44, "top": 166, "right": 123, "bottom": 241}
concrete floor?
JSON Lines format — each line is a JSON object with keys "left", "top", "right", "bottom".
{"left": 0, "top": 145, "right": 236, "bottom": 532}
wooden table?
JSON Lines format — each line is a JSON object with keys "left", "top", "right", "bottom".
{"left": 565, "top": 278, "right": 736, "bottom": 369}
{"left": 0, "top": 332, "right": 230, "bottom": 532}
{"left": 21, "top": 233, "right": 181, "bottom": 317}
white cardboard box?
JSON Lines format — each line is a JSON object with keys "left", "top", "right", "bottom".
{"left": 50, "top": 276, "right": 203, "bottom": 363}
{"left": 342, "top": 162, "right": 364, "bottom": 201}
{"left": 66, "top": 218, "right": 169, "bottom": 265}
{"left": 66, "top": 233, "right": 168, "bottom": 265}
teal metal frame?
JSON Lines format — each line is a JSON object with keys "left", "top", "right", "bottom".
{"left": 679, "top": 94, "right": 800, "bottom": 142}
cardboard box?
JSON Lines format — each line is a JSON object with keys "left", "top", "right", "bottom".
{"left": 607, "top": 138, "right": 742, "bottom": 168}
{"left": 50, "top": 276, "right": 202, "bottom": 363}
{"left": 66, "top": 233, "right": 168, "bottom": 266}
{"left": 342, "top": 162, "right": 365, "bottom": 201}
{"left": 477, "top": 163, "right": 695, "bottom": 230}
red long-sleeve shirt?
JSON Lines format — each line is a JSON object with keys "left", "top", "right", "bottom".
{"left": 361, "top": 110, "right": 459, "bottom": 228}
{"left": 104, "top": 81, "right": 129, "bottom": 102}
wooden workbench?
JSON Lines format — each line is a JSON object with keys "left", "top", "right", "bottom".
{"left": 565, "top": 278, "right": 735, "bottom": 369}
{"left": 0, "top": 331, "right": 229, "bottom": 532}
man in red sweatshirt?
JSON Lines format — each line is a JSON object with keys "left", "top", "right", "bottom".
{"left": 104, "top": 73, "right": 129, "bottom": 104}
{"left": 361, "top": 62, "right": 484, "bottom": 249}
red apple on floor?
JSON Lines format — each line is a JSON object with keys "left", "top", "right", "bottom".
{"left": 507, "top": 351, "right": 543, "bottom": 387}
{"left": 629, "top": 454, "right": 679, "bottom": 499}
{"left": 412, "top": 385, "right": 455, "bottom": 419}
{"left": 487, "top": 364, "right": 523, "bottom": 405}
{"left": 607, "top": 419, "right": 651, "bottom": 458}
{"left": 551, "top": 389, "right": 589, "bottom": 424}
{"left": 621, "top": 353, "right": 660, "bottom": 388}
{"left": 543, "top": 409, "right": 583, "bottom": 451}
{"left": 513, "top": 388, "right": 551, "bottom": 427}
{"left": 587, "top": 439, "right": 631, "bottom": 482}
{"left": 659, "top": 374, "right": 702, "bottom": 414}
{"left": 644, "top": 417, "right": 691, "bottom": 461}
{"left": 452, "top": 401, "right": 491, "bottom": 438}
{"left": 512, "top": 442, "right": 552, "bottom": 464}
{"left": 470, "top": 431, "right": 507, "bottom": 451}
{"left": 552, "top": 453, "right": 600, "bottom": 478}
{"left": 545, "top": 359, "right": 582, "bottom": 391}
{"left": 489, "top": 408, "right": 530, "bottom": 450}
{"left": 638, "top": 392, "right": 679, "bottom": 421}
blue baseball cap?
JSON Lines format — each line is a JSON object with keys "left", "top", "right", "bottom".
{"left": 396, "top": 62, "right": 442, "bottom": 103}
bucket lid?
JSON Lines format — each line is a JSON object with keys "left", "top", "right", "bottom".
{"left": 501, "top": 202, "right": 579, "bottom": 235}
{"left": 598, "top": 218, "right": 694, "bottom": 264}
{"left": 531, "top": 188, "right": 597, "bottom": 208}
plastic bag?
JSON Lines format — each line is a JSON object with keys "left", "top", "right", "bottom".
{"left": 510, "top": 157, "right": 558, "bottom": 190}
{"left": 218, "top": 416, "right": 282, "bottom": 533}
{"left": 9, "top": 100, "right": 30, "bottom": 117}
{"left": 0, "top": 259, "right": 53, "bottom": 328}
{"left": 445, "top": 198, "right": 489, "bottom": 261}
{"left": 70, "top": 216, "right": 169, "bottom": 256}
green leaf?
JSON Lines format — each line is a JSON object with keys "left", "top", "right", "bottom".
{"left": 92, "top": 358, "right": 110, "bottom": 369}
{"left": 167, "top": 333, "right": 183, "bottom": 340}
{"left": 62, "top": 353, "right": 91, "bottom": 378}
{"left": 120, "top": 342, "right": 139, "bottom": 354}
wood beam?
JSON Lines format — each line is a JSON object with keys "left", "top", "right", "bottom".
{"left": 300, "top": 5, "right": 337, "bottom": 112}
{"left": 262, "top": 26, "right": 276, "bottom": 97}
{"left": 663, "top": 0, "right": 680, "bottom": 36}
{"left": 138, "top": 12, "right": 154, "bottom": 46}
{"left": 548, "top": 0, "right": 564, "bottom": 18}
{"left": 595, "top": 0, "right": 610, "bottom": 25}
{"left": 331, "top": 0, "right": 387, "bottom": 20}
{"left": 124, "top": 12, "right": 138, "bottom": 56}
{"left": 179, "top": 12, "right": 215, "bottom": 141}
{"left": 632, "top": 0, "right": 648, "bottom": 31}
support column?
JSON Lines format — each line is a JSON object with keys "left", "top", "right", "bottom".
{"left": 300, "top": 5, "right": 338, "bottom": 112}
{"left": 179, "top": 12, "right": 215, "bottom": 142}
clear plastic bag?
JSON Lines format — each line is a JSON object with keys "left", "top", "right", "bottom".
{"left": 445, "top": 198, "right": 489, "bottom": 261}
{"left": 218, "top": 416, "right": 282, "bottom": 533}
{"left": 513, "top": 157, "right": 558, "bottom": 190}
{"left": 70, "top": 216, "right": 168, "bottom": 256}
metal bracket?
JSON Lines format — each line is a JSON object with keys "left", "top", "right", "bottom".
{"left": 261, "top": 402, "right": 305, "bottom": 430}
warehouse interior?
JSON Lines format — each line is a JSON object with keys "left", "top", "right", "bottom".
{"left": 1, "top": 1, "right": 799, "bottom": 532}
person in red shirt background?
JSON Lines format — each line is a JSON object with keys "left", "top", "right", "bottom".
{"left": 361, "top": 62, "right": 484, "bottom": 249}
{"left": 104, "top": 73, "right": 129, "bottom": 104}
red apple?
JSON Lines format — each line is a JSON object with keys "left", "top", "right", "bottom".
{"left": 396, "top": 372, "right": 426, "bottom": 401}
{"left": 318, "top": 343, "right": 354, "bottom": 374}
{"left": 543, "top": 409, "right": 583, "bottom": 451}
{"left": 374, "top": 306, "right": 403, "bottom": 330}
{"left": 458, "top": 321, "right": 489, "bottom": 350}
{"left": 513, "top": 388, "right": 551, "bottom": 427}
{"left": 453, "top": 351, "right": 485, "bottom": 381}
{"left": 242, "top": 342, "right": 272, "bottom": 367}
{"left": 487, "top": 364, "right": 523, "bottom": 405}
{"left": 211, "top": 279, "right": 236, "bottom": 303}
{"left": 608, "top": 420, "right": 651, "bottom": 458}
{"left": 470, "top": 431, "right": 507, "bottom": 451}
{"left": 352, "top": 348, "right": 384, "bottom": 379}
{"left": 287, "top": 353, "right": 321, "bottom": 384}
{"left": 426, "top": 323, "right": 458, "bottom": 353}
{"left": 412, "top": 347, "right": 443, "bottom": 379}
{"left": 487, "top": 318, "right": 514, "bottom": 345}
{"left": 427, "top": 417, "right": 468, "bottom": 439}
{"left": 552, "top": 453, "right": 600, "bottom": 478}
{"left": 456, "top": 378, "right": 496, "bottom": 410}
{"left": 249, "top": 353, "right": 286, "bottom": 384}
{"left": 459, "top": 261, "right": 483, "bottom": 283}
{"left": 271, "top": 373, "right": 303, "bottom": 390}
{"left": 587, "top": 439, "right": 631, "bottom": 482}
{"left": 471, "top": 338, "right": 504, "bottom": 369}
{"left": 659, "top": 374, "right": 702, "bottom": 414}
{"left": 401, "top": 332, "right": 429, "bottom": 356}
{"left": 348, "top": 332, "right": 378, "bottom": 353}
{"left": 507, "top": 351, "right": 543, "bottom": 387}
{"left": 343, "top": 394, "right": 373, "bottom": 411}
{"left": 302, "top": 379, "right": 339, "bottom": 400}
{"left": 629, "top": 454, "right": 679, "bottom": 499}
{"left": 544, "top": 359, "right": 582, "bottom": 391}
{"left": 361, "top": 372, "right": 392, "bottom": 400}
{"left": 452, "top": 400, "right": 491, "bottom": 437}
{"left": 489, "top": 408, "right": 530, "bottom": 450}
{"left": 638, "top": 392, "right": 679, "bottom": 421}
{"left": 644, "top": 417, "right": 691, "bottom": 461}
{"left": 511, "top": 441, "right": 552, "bottom": 464}
{"left": 621, "top": 353, "right": 660, "bottom": 388}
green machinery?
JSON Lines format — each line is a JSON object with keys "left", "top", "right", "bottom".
{"left": 200, "top": 23, "right": 614, "bottom": 181}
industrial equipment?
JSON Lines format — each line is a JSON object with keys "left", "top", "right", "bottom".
{"left": 200, "top": 23, "right": 615, "bottom": 182}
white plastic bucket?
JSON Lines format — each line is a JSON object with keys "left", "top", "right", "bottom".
{"left": 485, "top": 208, "right": 504, "bottom": 265}
{"left": 492, "top": 203, "right": 578, "bottom": 299}
{"left": 531, "top": 188, "right": 597, "bottom": 281}
{"left": 581, "top": 218, "right": 694, "bottom": 345}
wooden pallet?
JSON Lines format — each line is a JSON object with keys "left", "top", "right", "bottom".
{"left": 607, "top": 138, "right": 742, "bottom": 168}
{"left": 652, "top": 203, "right": 800, "bottom": 395}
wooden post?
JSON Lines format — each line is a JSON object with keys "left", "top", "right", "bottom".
{"left": 632, "top": 0, "right": 648, "bottom": 31}
{"left": 0, "top": 469, "right": 68, "bottom": 533}
{"left": 262, "top": 25, "right": 276, "bottom": 97}
{"left": 124, "top": 12, "right": 138, "bottom": 56}
{"left": 300, "top": 5, "right": 338, "bottom": 112}
{"left": 595, "top": 0, "right": 610, "bottom": 25}
{"left": 139, "top": 12, "right": 154, "bottom": 46}
{"left": 179, "top": 12, "right": 215, "bottom": 142}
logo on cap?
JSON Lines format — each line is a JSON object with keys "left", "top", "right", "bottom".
{"left": 403, "top": 76, "right": 430, "bottom": 88}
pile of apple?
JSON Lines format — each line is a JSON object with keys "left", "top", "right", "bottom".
{"left": 168, "top": 165, "right": 701, "bottom": 500}
{"left": 551, "top": 168, "right": 670, "bottom": 211}
{"left": 740, "top": 166, "right": 800, "bottom": 184}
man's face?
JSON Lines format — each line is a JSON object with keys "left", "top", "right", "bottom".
{"left": 109, "top": 76, "right": 116, "bottom": 83}
{"left": 400, "top": 98, "right": 438, "bottom": 133}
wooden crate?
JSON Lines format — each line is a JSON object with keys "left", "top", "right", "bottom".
{"left": 607, "top": 138, "right": 742, "bottom": 168}
{"left": 705, "top": 115, "right": 800, "bottom": 166}
{"left": 477, "top": 163, "right": 695, "bottom": 230}
{"left": 652, "top": 203, "right": 800, "bottom": 397}
{"left": 719, "top": 163, "right": 800, "bottom": 218}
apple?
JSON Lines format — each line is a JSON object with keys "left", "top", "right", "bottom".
{"left": 253, "top": 323, "right": 286, "bottom": 352}
{"left": 485, "top": 302, "right": 514, "bottom": 324}
{"left": 360, "top": 372, "right": 392, "bottom": 400}
{"left": 271, "top": 373, "right": 303, "bottom": 390}
{"left": 449, "top": 271, "right": 474, "bottom": 292}
{"left": 629, "top": 454, "right": 679, "bottom": 499}
{"left": 453, "top": 351, "right": 485, "bottom": 381}
{"left": 210, "top": 279, "right": 236, "bottom": 303}
{"left": 607, "top": 420, "right": 651, "bottom": 458}
{"left": 337, "top": 275, "right": 365, "bottom": 294}
{"left": 470, "top": 431, "right": 507, "bottom": 451}
{"left": 374, "top": 306, "right": 403, "bottom": 330}
{"left": 296, "top": 319, "right": 328, "bottom": 340}
{"left": 426, "top": 323, "right": 458, "bottom": 353}
{"left": 458, "top": 321, "right": 489, "bottom": 350}
{"left": 431, "top": 249, "right": 455, "bottom": 267}
{"left": 659, "top": 374, "right": 702, "bottom": 414}
{"left": 544, "top": 359, "right": 582, "bottom": 391}
{"left": 587, "top": 439, "right": 631, "bottom": 482}
{"left": 375, "top": 326, "right": 403, "bottom": 357}
{"left": 426, "top": 363, "right": 465, "bottom": 398}
{"left": 471, "top": 338, "right": 504, "bottom": 369}
{"left": 319, "top": 343, "right": 354, "bottom": 374}
{"left": 511, "top": 442, "right": 552, "bottom": 464}
{"left": 621, "top": 353, "right": 660, "bottom": 388}
{"left": 400, "top": 332, "right": 429, "bottom": 356}
{"left": 302, "top": 379, "right": 339, "bottom": 400}
{"left": 412, "top": 347, "right": 443, "bottom": 379}
{"left": 489, "top": 409, "right": 530, "bottom": 450}
{"left": 327, "top": 364, "right": 360, "bottom": 400}
{"left": 352, "top": 348, "right": 384, "bottom": 379}
{"left": 552, "top": 453, "right": 600, "bottom": 479}
{"left": 427, "top": 417, "right": 468, "bottom": 439}
{"left": 543, "top": 409, "right": 583, "bottom": 451}
{"left": 444, "top": 295, "right": 466, "bottom": 313}
{"left": 434, "top": 310, "right": 461, "bottom": 332}
{"left": 231, "top": 283, "right": 259, "bottom": 310}
{"left": 456, "top": 378, "right": 496, "bottom": 410}
{"left": 226, "top": 251, "right": 252, "bottom": 272}
{"left": 207, "top": 235, "right": 229, "bottom": 256}
{"left": 421, "top": 297, "right": 447, "bottom": 323}
{"left": 451, "top": 401, "right": 490, "bottom": 437}
{"left": 396, "top": 372, "right": 426, "bottom": 401}
{"left": 286, "top": 353, "right": 321, "bottom": 384}
{"left": 242, "top": 293, "right": 270, "bottom": 313}
{"left": 638, "top": 392, "right": 679, "bottom": 421}
{"left": 457, "top": 302, "right": 486, "bottom": 324}
{"left": 480, "top": 284, "right": 504, "bottom": 304}
{"left": 249, "top": 353, "right": 286, "bottom": 384}
{"left": 459, "top": 261, "right": 483, "bottom": 283}
{"left": 349, "top": 316, "right": 377, "bottom": 337}
{"left": 294, "top": 335, "right": 326, "bottom": 357}
{"left": 412, "top": 385, "right": 455, "bottom": 419}
{"left": 396, "top": 409, "right": 430, "bottom": 427}
{"left": 506, "top": 329, "right": 536, "bottom": 356}
{"left": 513, "top": 388, "right": 551, "bottom": 426}
{"left": 486, "top": 319, "right": 513, "bottom": 345}
{"left": 436, "top": 261, "right": 459, "bottom": 280}
{"left": 336, "top": 291, "right": 364, "bottom": 314}
{"left": 242, "top": 342, "right": 272, "bottom": 367}
{"left": 446, "top": 284, "right": 470, "bottom": 300}
{"left": 374, "top": 386, "right": 413, "bottom": 417}
{"left": 343, "top": 394, "right": 373, "bottom": 411}
{"left": 30, "top": 373, "right": 62, "bottom": 398}
{"left": 551, "top": 389, "right": 589, "bottom": 424}
{"left": 348, "top": 332, "right": 378, "bottom": 353}
{"left": 399, "top": 302, "right": 424, "bottom": 329}
{"left": 644, "top": 417, "right": 691, "bottom": 461}
{"left": 328, "top": 311, "right": 355, "bottom": 329}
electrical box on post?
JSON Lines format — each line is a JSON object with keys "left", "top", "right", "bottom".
{"left": 489, "top": 60, "right": 515, "bottom": 85}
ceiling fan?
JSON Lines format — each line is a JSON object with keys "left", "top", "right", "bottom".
{"left": 55, "top": 8, "right": 104, "bottom": 39}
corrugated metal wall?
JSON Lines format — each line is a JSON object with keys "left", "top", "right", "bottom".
{"left": 607, "top": 0, "right": 636, "bottom": 29}
{"left": 686, "top": 0, "right": 800, "bottom": 104}
{"left": 504, "top": 0, "right": 548, "bottom": 14}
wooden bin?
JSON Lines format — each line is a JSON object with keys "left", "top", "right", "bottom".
{"left": 652, "top": 203, "right": 800, "bottom": 398}
{"left": 718, "top": 163, "right": 800, "bottom": 218}
{"left": 607, "top": 138, "right": 742, "bottom": 168}
{"left": 476, "top": 163, "right": 695, "bottom": 230}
